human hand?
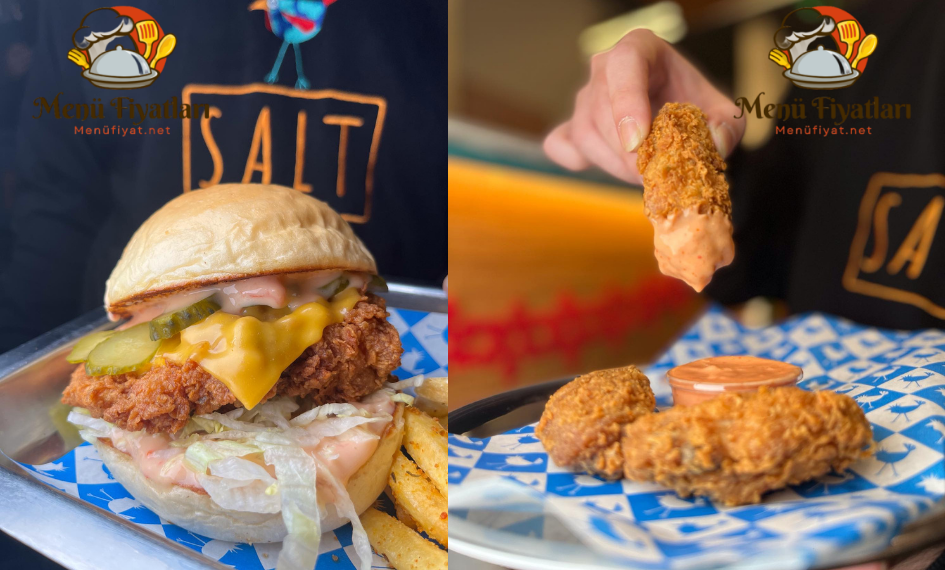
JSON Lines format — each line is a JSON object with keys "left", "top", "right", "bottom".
{"left": 543, "top": 29, "right": 746, "bottom": 185}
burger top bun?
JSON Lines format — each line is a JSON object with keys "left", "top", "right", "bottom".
{"left": 92, "top": 404, "right": 404, "bottom": 543}
{"left": 105, "top": 184, "right": 376, "bottom": 315}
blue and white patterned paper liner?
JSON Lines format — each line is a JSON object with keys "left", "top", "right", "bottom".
{"left": 17, "top": 307, "right": 447, "bottom": 570}
{"left": 449, "top": 307, "right": 945, "bottom": 569}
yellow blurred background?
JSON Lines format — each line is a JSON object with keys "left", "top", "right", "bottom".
{"left": 448, "top": 0, "right": 811, "bottom": 409}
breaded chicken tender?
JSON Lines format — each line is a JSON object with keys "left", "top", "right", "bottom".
{"left": 638, "top": 103, "right": 732, "bottom": 219}
{"left": 638, "top": 103, "right": 735, "bottom": 292}
{"left": 536, "top": 366, "right": 655, "bottom": 479}
{"left": 621, "top": 387, "right": 873, "bottom": 506}
{"left": 537, "top": 373, "right": 873, "bottom": 506}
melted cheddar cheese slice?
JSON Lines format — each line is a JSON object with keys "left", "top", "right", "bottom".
{"left": 159, "top": 288, "right": 362, "bottom": 409}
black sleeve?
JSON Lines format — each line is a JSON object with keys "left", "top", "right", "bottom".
{"left": 0, "top": 2, "right": 112, "bottom": 352}
{"left": 704, "top": 118, "right": 808, "bottom": 304}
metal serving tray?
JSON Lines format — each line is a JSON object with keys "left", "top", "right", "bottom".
{"left": 0, "top": 283, "right": 446, "bottom": 570}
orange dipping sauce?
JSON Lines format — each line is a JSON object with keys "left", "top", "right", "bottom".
{"left": 667, "top": 356, "right": 803, "bottom": 406}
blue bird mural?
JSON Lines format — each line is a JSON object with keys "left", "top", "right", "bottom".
{"left": 249, "top": 0, "right": 336, "bottom": 89}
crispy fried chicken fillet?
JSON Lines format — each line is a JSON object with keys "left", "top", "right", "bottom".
{"left": 637, "top": 102, "right": 734, "bottom": 292}
{"left": 537, "top": 373, "right": 873, "bottom": 506}
{"left": 536, "top": 366, "right": 655, "bottom": 479}
{"left": 621, "top": 387, "right": 873, "bottom": 506}
{"left": 62, "top": 294, "right": 402, "bottom": 434}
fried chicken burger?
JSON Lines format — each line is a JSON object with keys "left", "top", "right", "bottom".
{"left": 62, "top": 183, "right": 405, "bottom": 569}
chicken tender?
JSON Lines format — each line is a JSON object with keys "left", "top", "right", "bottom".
{"left": 621, "top": 387, "right": 873, "bottom": 506}
{"left": 536, "top": 366, "right": 655, "bottom": 479}
{"left": 537, "top": 373, "right": 873, "bottom": 506}
{"left": 637, "top": 103, "right": 735, "bottom": 292}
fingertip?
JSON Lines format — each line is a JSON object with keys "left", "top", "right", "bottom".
{"left": 617, "top": 116, "right": 644, "bottom": 152}
{"left": 710, "top": 122, "right": 737, "bottom": 158}
{"left": 604, "top": 47, "right": 652, "bottom": 152}
{"left": 706, "top": 101, "right": 746, "bottom": 158}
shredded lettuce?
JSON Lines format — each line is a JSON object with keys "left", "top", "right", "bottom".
{"left": 159, "top": 453, "right": 187, "bottom": 478}
{"left": 200, "top": 429, "right": 284, "bottom": 442}
{"left": 174, "top": 415, "right": 227, "bottom": 440}
{"left": 254, "top": 407, "right": 293, "bottom": 430}
{"left": 385, "top": 374, "right": 426, "bottom": 391}
{"left": 290, "top": 416, "right": 386, "bottom": 448}
{"left": 391, "top": 393, "right": 415, "bottom": 405}
{"left": 197, "top": 457, "right": 281, "bottom": 514}
{"left": 66, "top": 410, "right": 115, "bottom": 442}
{"left": 210, "top": 456, "right": 272, "bottom": 480}
{"left": 383, "top": 377, "right": 421, "bottom": 408}
{"left": 184, "top": 440, "right": 261, "bottom": 474}
{"left": 192, "top": 415, "right": 225, "bottom": 433}
{"left": 314, "top": 456, "right": 372, "bottom": 570}
{"left": 240, "top": 398, "right": 300, "bottom": 428}
{"left": 261, "top": 443, "right": 322, "bottom": 570}
{"left": 66, "top": 390, "right": 393, "bottom": 570}
{"left": 196, "top": 411, "right": 279, "bottom": 433}
{"left": 290, "top": 402, "right": 366, "bottom": 425}
{"left": 169, "top": 434, "right": 199, "bottom": 448}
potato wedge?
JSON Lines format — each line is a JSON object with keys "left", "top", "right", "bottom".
{"left": 389, "top": 451, "right": 447, "bottom": 546}
{"left": 413, "top": 395, "right": 447, "bottom": 422}
{"left": 413, "top": 377, "right": 448, "bottom": 421}
{"left": 403, "top": 406, "right": 448, "bottom": 495}
{"left": 416, "top": 377, "right": 448, "bottom": 407}
{"left": 361, "top": 508, "right": 447, "bottom": 570}
{"left": 384, "top": 487, "right": 419, "bottom": 532}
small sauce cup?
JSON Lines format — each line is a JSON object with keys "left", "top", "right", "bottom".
{"left": 667, "top": 355, "right": 803, "bottom": 407}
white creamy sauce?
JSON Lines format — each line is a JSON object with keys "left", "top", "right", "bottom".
{"left": 651, "top": 208, "right": 735, "bottom": 292}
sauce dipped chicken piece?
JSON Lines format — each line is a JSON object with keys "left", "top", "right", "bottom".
{"left": 638, "top": 102, "right": 735, "bottom": 292}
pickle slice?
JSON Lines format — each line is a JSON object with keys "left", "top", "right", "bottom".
{"left": 368, "top": 274, "right": 388, "bottom": 293}
{"left": 66, "top": 330, "right": 116, "bottom": 364}
{"left": 85, "top": 323, "right": 161, "bottom": 376}
{"left": 318, "top": 276, "right": 350, "bottom": 299}
{"left": 149, "top": 297, "right": 221, "bottom": 340}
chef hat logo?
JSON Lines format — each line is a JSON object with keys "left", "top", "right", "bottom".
{"left": 774, "top": 8, "right": 837, "bottom": 52}
{"left": 69, "top": 6, "right": 176, "bottom": 90}
{"left": 73, "top": 9, "right": 134, "bottom": 50}
{"left": 768, "top": 6, "right": 877, "bottom": 90}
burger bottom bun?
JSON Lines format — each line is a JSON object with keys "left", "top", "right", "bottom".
{"left": 92, "top": 403, "right": 404, "bottom": 544}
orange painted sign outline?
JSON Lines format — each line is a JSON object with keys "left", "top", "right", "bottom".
{"left": 843, "top": 172, "right": 945, "bottom": 318}
{"left": 182, "top": 83, "right": 387, "bottom": 223}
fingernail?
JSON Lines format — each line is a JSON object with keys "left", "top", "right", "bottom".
{"left": 710, "top": 123, "right": 733, "bottom": 157}
{"left": 618, "top": 116, "right": 643, "bottom": 152}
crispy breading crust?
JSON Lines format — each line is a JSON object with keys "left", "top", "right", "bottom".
{"left": 621, "top": 387, "right": 873, "bottom": 506}
{"left": 637, "top": 102, "right": 732, "bottom": 220}
{"left": 536, "top": 366, "right": 655, "bottom": 479}
{"left": 62, "top": 295, "right": 402, "bottom": 434}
